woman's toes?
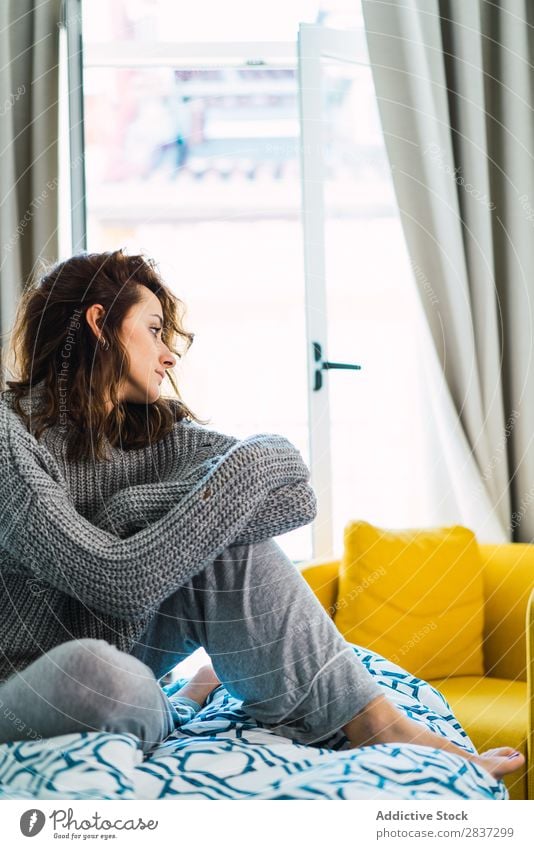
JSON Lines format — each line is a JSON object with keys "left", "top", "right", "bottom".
{"left": 480, "top": 747, "right": 517, "bottom": 759}
{"left": 476, "top": 749, "right": 524, "bottom": 778}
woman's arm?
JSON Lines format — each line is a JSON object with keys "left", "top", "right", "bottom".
{"left": 232, "top": 481, "right": 317, "bottom": 544}
{"left": 95, "top": 476, "right": 317, "bottom": 543}
{"left": 94, "top": 418, "right": 316, "bottom": 542}
{"left": 0, "top": 403, "right": 310, "bottom": 622}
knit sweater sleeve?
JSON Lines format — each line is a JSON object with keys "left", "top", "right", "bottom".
{"left": 179, "top": 420, "right": 318, "bottom": 543}
{"left": 0, "top": 403, "right": 311, "bottom": 622}
{"left": 95, "top": 474, "right": 317, "bottom": 543}
{"left": 93, "top": 419, "right": 317, "bottom": 543}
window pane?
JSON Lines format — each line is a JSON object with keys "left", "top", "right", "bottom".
{"left": 83, "top": 1, "right": 365, "bottom": 44}
{"left": 83, "top": 0, "right": 320, "bottom": 43}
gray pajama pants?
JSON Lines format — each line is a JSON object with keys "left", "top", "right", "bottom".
{"left": 0, "top": 539, "right": 381, "bottom": 753}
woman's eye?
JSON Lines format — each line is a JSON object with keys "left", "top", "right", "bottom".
{"left": 150, "top": 327, "right": 161, "bottom": 336}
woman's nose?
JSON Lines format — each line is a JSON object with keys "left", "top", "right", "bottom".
{"left": 161, "top": 349, "right": 177, "bottom": 369}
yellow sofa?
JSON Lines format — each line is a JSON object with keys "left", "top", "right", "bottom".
{"left": 298, "top": 542, "right": 534, "bottom": 800}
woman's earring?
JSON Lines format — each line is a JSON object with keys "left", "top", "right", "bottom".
{"left": 99, "top": 336, "right": 110, "bottom": 351}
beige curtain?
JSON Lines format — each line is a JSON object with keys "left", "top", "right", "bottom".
{"left": 0, "top": 0, "right": 61, "bottom": 359}
{"left": 362, "top": 0, "right": 534, "bottom": 541}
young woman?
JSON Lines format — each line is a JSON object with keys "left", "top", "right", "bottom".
{"left": 0, "top": 249, "right": 523, "bottom": 782}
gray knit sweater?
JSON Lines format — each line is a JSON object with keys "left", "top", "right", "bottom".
{"left": 0, "top": 381, "right": 317, "bottom": 682}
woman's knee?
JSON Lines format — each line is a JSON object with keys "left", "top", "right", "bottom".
{"left": 49, "top": 639, "right": 158, "bottom": 715}
{"left": 0, "top": 640, "right": 167, "bottom": 747}
{"left": 57, "top": 640, "right": 169, "bottom": 747}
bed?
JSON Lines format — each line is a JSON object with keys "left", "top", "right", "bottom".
{"left": 0, "top": 645, "right": 506, "bottom": 800}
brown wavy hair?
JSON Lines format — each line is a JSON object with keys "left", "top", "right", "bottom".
{"left": 2, "top": 248, "right": 208, "bottom": 461}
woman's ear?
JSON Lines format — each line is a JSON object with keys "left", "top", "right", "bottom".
{"left": 85, "top": 304, "right": 106, "bottom": 341}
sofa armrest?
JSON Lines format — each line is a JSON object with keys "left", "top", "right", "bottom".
{"left": 479, "top": 543, "right": 534, "bottom": 681}
{"left": 298, "top": 559, "right": 340, "bottom": 618}
{"left": 527, "top": 587, "right": 534, "bottom": 801}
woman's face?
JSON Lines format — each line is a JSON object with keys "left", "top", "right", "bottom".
{"left": 118, "top": 286, "right": 177, "bottom": 404}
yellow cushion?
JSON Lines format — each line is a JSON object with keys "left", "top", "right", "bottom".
{"left": 334, "top": 522, "right": 485, "bottom": 680}
{"left": 431, "top": 676, "right": 528, "bottom": 800}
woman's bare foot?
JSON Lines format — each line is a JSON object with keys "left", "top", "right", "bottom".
{"left": 175, "top": 662, "right": 222, "bottom": 708}
{"left": 341, "top": 694, "right": 524, "bottom": 780}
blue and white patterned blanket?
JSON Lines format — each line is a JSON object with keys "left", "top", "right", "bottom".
{"left": 0, "top": 646, "right": 506, "bottom": 800}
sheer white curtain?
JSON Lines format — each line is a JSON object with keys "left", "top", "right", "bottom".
{"left": 362, "top": 0, "right": 534, "bottom": 542}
